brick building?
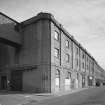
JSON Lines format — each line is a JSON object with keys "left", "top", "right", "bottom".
{"left": 0, "top": 12, "right": 104, "bottom": 93}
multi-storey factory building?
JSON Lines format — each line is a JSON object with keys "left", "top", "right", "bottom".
{"left": 0, "top": 12, "right": 104, "bottom": 93}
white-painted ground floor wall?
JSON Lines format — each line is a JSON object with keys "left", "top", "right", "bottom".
{"left": 51, "top": 65, "right": 95, "bottom": 93}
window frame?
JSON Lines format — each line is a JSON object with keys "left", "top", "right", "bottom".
{"left": 76, "top": 47, "right": 79, "bottom": 55}
{"left": 87, "top": 65, "right": 88, "bottom": 70}
{"left": 54, "top": 48, "right": 59, "bottom": 58}
{"left": 65, "top": 40, "right": 69, "bottom": 48}
{"left": 82, "top": 53, "right": 85, "bottom": 59}
{"left": 82, "top": 62, "right": 84, "bottom": 69}
{"left": 87, "top": 57, "right": 88, "bottom": 62}
{"left": 54, "top": 31, "right": 59, "bottom": 41}
{"left": 76, "top": 59, "right": 79, "bottom": 67}
{"left": 55, "top": 69, "right": 60, "bottom": 78}
{"left": 65, "top": 53, "right": 70, "bottom": 63}
{"left": 66, "top": 72, "right": 71, "bottom": 79}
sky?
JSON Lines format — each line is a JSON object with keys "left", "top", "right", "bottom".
{"left": 0, "top": 0, "right": 105, "bottom": 69}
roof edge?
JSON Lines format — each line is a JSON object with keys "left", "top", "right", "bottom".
{"left": 21, "top": 12, "right": 94, "bottom": 60}
{"left": 0, "top": 12, "right": 19, "bottom": 24}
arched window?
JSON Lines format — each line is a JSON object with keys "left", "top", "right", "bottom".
{"left": 55, "top": 69, "right": 60, "bottom": 78}
{"left": 66, "top": 72, "right": 71, "bottom": 79}
{"left": 55, "top": 69, "right": 60, "bottom": 91}
{"left": 77, "top": 73, "right": 79, "bottom": 80}
{"left": 65, "top": 54, "right": 70, "bottom": 63}
{"left": 65, "top": 72, "right": 71, "bottom": 90}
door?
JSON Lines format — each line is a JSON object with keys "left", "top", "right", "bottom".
{"left": 82, "top": 76, "right": 85, "bottom": 88}
{"left": 75, "top": 78, "right": 79, "bottom": 88}
{"left": 1, "top": 76, "right": 7, "bottom": 90}
{"left": 10, "top": 71, "right": 22, "bottom": 91}
{"left": 55, "top": 70, "right": 60, "bottom": 92}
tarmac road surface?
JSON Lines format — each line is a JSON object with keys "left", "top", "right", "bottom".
{"left": 25, "top": 86, "right": 105, "bottom": 105}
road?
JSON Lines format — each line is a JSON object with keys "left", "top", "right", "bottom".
{"left": 26, "top": 86, "right": 105, "bottom": 105}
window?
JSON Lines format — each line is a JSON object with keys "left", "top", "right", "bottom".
{"left": 77, "top": 73, "right": 79, "bottom": 80}
{"left": 54, "top": 48, "right": 59, "bottom": 58}
{"left": 56, "top": 69, "right": 60, "bottom": 78}
{"left": 76, "top": 47, "right": 79, "bottom": 55}
{"left": 66, "top": 72, "right": 71, "bottom": 79}
{"left": 65, "top": 54, "right": 70, "bottom": 62}
{"left": 92, "top": 68, "right": 94, "bottom": 74}
{"left": 68, "top": 72, "right": 71, "bottom": 78}
{"left": 87, "top": 65, "right": 88, "bottom": 70}
{"left": 55, "top": 69, "right": 60, "bottom": 88}
{"left": 82, "top": 75, "right": 85, "bottom": 87}
{"left": 65, "top": 40, "right": 69, "bottom": 48}
{"left": 87, "top": 57, "right": 88, "bottom": 62}
{"left": 82, "top": 62, "right": 84, "bottom": 69}
{"left": 82, "top": 53, "right": 85, "bottom": 59}
{"left": 54, "top": 31, "right": 59, "bottom": 41}
{"left": 76, "top": 59, "right": 78, "bottom": 67}
{"left": 65, "top": 72, "right": 71, "bottom": 90}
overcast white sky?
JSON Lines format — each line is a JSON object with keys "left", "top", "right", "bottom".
{"left": 0, "top": 0, "right": 105, "bottom": 69}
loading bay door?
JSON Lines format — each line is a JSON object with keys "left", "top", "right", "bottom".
{"left": 10, "top": 70, "right": 22, "bottom": 91}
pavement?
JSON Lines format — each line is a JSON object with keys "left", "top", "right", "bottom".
{"left": 0, "top": 87, "right": 88, "bottom": 105}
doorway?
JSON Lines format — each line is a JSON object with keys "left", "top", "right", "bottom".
{"left": 82, "top": 76, "right": 85, "bottom": 88}
{"left": 1, "top": 76, "right": 7, "bottom": 90}
{"left": 55, "top": 70, "right": 60, "bottom": 92}
{"left": 10, "top": 71, "right": 22, "bottom": 91}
